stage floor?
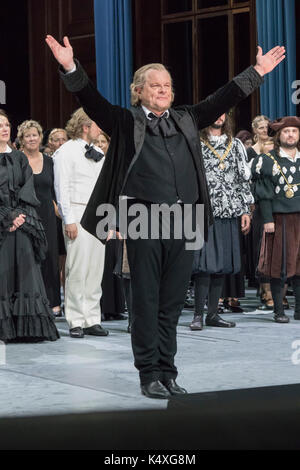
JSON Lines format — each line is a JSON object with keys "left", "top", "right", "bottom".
{"left": 1, "top": 288, "right": 300, "bottom": 418}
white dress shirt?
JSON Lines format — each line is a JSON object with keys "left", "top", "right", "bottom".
{"left": 53, "top": 138, "right": 104, "bottom": 225}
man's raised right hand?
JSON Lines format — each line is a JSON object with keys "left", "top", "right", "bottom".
{"left": 45, "top": 35, "right": 75, "bottom": 72}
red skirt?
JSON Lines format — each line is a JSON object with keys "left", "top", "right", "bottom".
{"left": 258, "top": 213, "right": 300, "bottom": 279}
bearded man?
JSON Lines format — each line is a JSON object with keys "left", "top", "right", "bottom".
{"left": 252, "top": 116, "right": 300, "bottom": 323}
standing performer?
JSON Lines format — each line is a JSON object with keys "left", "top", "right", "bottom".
{"left": 251, "top": 116, "right": 300, "bottom": 323}
{"left": 190, "top": 113, "right": 253, "bottom": 330}
{"left": 46, "top": 35, "right": 284, "bottom": 398}
{"left": 53, "top": 108, "right": 108, "bottom": 338}
{"left": 17, "top": 120, "right": 62, "bottom": 316}
{"left": 0, "top": 110, "right": 59, "bottom": 342}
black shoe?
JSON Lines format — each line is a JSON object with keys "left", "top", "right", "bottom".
{"left": 223, "top": 299, "right": 243, "bottom": 313}
{"left": 190, "top": 314, "right": 203, "bottom": 330}
{"left": 282, "top": 298, "right": 290, "bottom": 310}
{"left": 69, "top": 327, "right": 84, "bottom": 338}
{"left": 103, "top": 313, "right": 127, "bottom": 321}
{"left": 162, "top": 379, "right": 187, "bottom": 395}
{"left": 206, "top": 313, "right": 236, "bottom": 328}
{"left": 274, "top": 313, "right": 290, "bottom": 323}
{"left": 83, "top": 324, "right": 109, "bottom": 336}
{"left": 141, "top": 380, "right": 171, "bottom": 399}
{"left": 258, "top": 303, "right": 273, "bottom": 311}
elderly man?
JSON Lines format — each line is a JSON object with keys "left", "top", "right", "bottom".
{"left": 46, "top": 34, "right": 284, "bottom": 398}
{"left": 252, "top": 116, "right": 300, "bottom": 324}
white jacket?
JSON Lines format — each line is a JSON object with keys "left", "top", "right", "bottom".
{"left": 53, "top": 138, "right": 104, "bottom": 224}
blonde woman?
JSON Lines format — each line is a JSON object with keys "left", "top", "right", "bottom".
{"left": 47, "top": 128, "right": 68, "bottom": 155}
{"left": 18, "top": 120, "right": 62, "bottom": 316}
{"left": 247, "top": 115, "right": 270, "bottom": 162}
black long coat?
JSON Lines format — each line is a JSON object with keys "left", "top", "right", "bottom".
{"left": 60, "top": 62, "right": 263, "bottom": 243}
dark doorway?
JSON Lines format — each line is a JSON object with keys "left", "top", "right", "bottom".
{"left": 0, "top": 1, "right": 30, "bottom": 140}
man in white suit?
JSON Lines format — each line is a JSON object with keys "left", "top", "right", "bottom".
{"left": 53, "top": 108, "right": 108, "bottom": 338}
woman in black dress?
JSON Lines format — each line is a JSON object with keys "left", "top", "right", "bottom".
{"left": 17, "top": 120, "right": 61, "bottom": 315}
{"left": 0, "top": 110, "right": 59, "bottom": 342}
{"left": 47, "top": 128, "right": 68, "bottom": 311}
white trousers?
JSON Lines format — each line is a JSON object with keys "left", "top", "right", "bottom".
{"left": 63, "top": 204, "right": 105, "bottom": 329}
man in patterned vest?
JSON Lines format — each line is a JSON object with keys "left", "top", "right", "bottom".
{"left": 190, "top": 113, "right": 253, "bottom": 331}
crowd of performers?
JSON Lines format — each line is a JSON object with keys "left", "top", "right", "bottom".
{"left": 0, "top": 35, "right": 296, "bottom": 399}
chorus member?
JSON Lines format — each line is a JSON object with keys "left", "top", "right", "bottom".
{"left": 0, "top": 110, "right": 59, "bottom": 342}
{"left": 53, "top": 108, "right": 108, "bottom": 338}
{"left": 190, "top": 114, "right": 253, "bottom": 330}
{"left": 252, "top": 117, "right": 300, "bottom": 323}
{"left": 18, "top": 120, "right": 61, "bottom": 316}
{"left": 48, "top": 128, "right": 69, "bottom": 312}
{"left": 47, "top": 128, "right": 68, "bottom": 156}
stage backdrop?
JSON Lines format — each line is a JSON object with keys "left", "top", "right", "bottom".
{"left": 93, "top": 0, "right": 133, "bottom": 108}
{"left": 256, "top": 0, "right": 296, "bottom": 119}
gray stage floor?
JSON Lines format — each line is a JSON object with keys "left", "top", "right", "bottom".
{"left": 1, "top": 288, "right": 300, "bottom": 418}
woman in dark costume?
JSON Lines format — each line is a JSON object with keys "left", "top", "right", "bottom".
{"left": 245, "top": 116, "right": 275, "bottom": 308}
{"left": 18, "top": 120, "right": 62, "bottom": 316}
{"left": 47, "top": 128, "right": 68, "bottom": 309}
{"left": 0, "top": 110, "right": 59, "bottom": 342}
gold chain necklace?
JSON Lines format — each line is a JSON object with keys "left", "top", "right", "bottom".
{"left": 266, "top": 152, "right": 300, "bottom": 199}
{"left": 201, "top": 138, "right": 233, "bottom": 170}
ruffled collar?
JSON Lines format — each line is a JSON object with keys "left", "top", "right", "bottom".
{"left": 207, "top": 134, "right": 228, "bottom": 148}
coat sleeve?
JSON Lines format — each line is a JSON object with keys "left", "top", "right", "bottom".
{"left": 189, "top": 66, "right": 263, "bottom": 130}
{"left": 251, "top": 154, "right": 275, "bottom": 224}
{"left": 59, "top": 60, "right": 132, "bottom": 137}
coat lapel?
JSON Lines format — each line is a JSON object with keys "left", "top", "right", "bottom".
{"left": 170, "top": 109, "right": 203, "bottom": 175}
{"left": 130, "top": 106, "right": 146, "bottom": 157}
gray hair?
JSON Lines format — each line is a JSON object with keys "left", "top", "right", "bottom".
{"left": 130, "top": 63, "right": 174, "bottom": 106}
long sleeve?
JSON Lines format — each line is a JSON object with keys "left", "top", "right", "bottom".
{"left": 59, "top": 60, "right": 132, "bottom": 138}
{"left": 235, "top": 138, "right": 252, "bottom": 181}
{"left": 0, "top": 206, "right": 15, "bottom": 231}
{"left": 189, "top": 66, "right": 263, "bottom": 130}
{"left": 53, "top": 145, "right": 75, "bottom": 225}
{"left": 251, "top": 155, "right": 275, "bottom": 224}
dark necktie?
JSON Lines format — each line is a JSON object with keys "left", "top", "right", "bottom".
{"left": 85, "top": 144, "right": 104, "bottom": 162}
{"left": 147, "top": 113, "right": 178, "bottom": 137}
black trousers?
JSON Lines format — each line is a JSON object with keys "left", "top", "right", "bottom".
{"left": 125, "top": 204, "right": 195, "bottom": 385}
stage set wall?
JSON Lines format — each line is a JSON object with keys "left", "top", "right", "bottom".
{"left": 0, "top": 0, "right": 299, "bottom": 135}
